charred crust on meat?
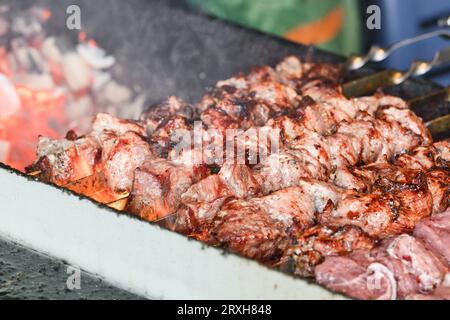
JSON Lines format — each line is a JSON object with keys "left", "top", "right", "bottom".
{"left": 65, "top": 130, "right": 78, "bottom": 141}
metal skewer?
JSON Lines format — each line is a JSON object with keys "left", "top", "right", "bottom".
{"left": 426, "top": 113, "right": 450, "bottom": 135}
{"left": 343, "top": 46, "right": 450, "bottom": 98}
{"left": 346, "top": 29, "right": 450, "bottom": 71}
{"left": 391, "top": 46, "right": 450, "bottom": 85}
{"left": 407, "top": 86, "right": 450, "bottom": 134}
{"left": 437, "top": 15, "right": 450, "bottom": 28}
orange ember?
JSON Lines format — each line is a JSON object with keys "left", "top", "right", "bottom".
{"left": 64, "top": 171, "right": 130, "bottom": 210}
{"left": 40, "top": 9, "right": 52, "bottom": 21}
{"left": 0, "top": 82, "right": 67, "bottom": 171}
{"left": 78, "top": 31, "right": 87, "bottom": 43}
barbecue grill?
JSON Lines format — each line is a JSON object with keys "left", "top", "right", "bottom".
{"left": 0, "top": 0, "right": 449, "bottom": 299}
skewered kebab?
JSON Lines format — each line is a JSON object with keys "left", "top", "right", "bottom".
{"left": 164, "top": 58, "right": 432, "bottom": 229}
{"left": 271, "top": 142, "right": 449, "bottom": 275}
{"left": 199, "top": 160, "right": 443, "bottom": 263}
{"left": 175, "top": 107, "right": 432, "bottom": 232}
{"left": 27, "top": 56, "right": 330, "bottom": 184}
{"left": 28, "top": 57, "right": 445, "bottom": 238}
{"left": 25, "top": 56, "right": 450, "bottom": 299}
{"left": 315, "top": 208, "right": 450, "bottom": 300}
{"left": 172, "top": 136, "right": 448, "bottom": 277}
{"left": 28, "top": 56, "right": 429, "bottom": 187}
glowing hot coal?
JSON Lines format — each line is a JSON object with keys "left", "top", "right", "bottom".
{"left": 0, "top": 5, "right": 145, "bottom": 171}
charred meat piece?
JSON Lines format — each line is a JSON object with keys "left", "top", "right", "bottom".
{"left": 376, "top": 105, "right": 432, "bottom": 145}
{"left": 140, "top": 96, "right": 194, "bottom": 135}
{"left": 178, "top": 163, "right": 260, "bottom": 230}
{"left": 425, "top": 168, "right": 450, "bottom": 213}
{"left": 211, "top": 203, "right": 288, "bottom": 262}
{"left": 397, "top": 142, "right": 448, "bottom": 170}
{"left": 318, "top": 180, "right": 433, "bottom": 239}
{"left": 127, "top": 158, "right": 207, "bottom": 221}
{"left": 277, "top": 57, "right": 341, "bottom": 90}
{"left": 319, "top": 193, "right": 403, "bottom": 238}
{"left": 29, "top": 113, "right": 150, "bottom": 187}
{"left": 284, "top": 225, "right": 375, "bottom": 277}
{"left": 149, "top": 115, "right": 193, "bottom": 158}
{"left": 197, "top": 65, "right": 298, "bottom": 131}
{"left": 333, "top": 143, "right": 450, "bottom": 214}
{"left": 102, "top": 131, "right": 155, "bottom": 193}
{"left": 200, "top": 106, "right": 238, "bottom": 136}
{"left": 434, "top": 140, "right": 450, "bottom": 163}
{"left": 252, "top": 151, "right": 321, "bottom": 194}
{"left": 92, "top": 113, "right": 147, "bottom": 137}
{"left": 29, "top": 135, "right": 100, "bottom": 186}
{"left": 210, "top": 186, "right": 317, "bottom": 262}
{"left": 394, "top": 145, "right": 439, "bottom": 170}
{"left": 334, "top": 117, "right": 424, "bottom": 165}
{"left": 252, "top": 114, "right": 427, "bottom": 196}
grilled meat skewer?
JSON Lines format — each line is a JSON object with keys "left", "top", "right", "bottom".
{"left": 25, "top": 56, "right": 450, "bottom": 301}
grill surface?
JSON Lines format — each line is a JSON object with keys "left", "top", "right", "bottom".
{"left": 1, "top": 0, "right": 449, "bottom": 299}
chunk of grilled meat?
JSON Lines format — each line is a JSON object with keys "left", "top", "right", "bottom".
{"left": 127, "top": 158, "right": 208, "bottom": 221}
{"left": 208, "top": 186, "right": 318, "bottom": 262}
{"left": 102, "top": 131, "right": 155, "bottom": 193}
{"left": 197, "top": 64, "right": 299, "bottom": 131}
{"left": 29, "top": 134, "right": 101, "bottom": 186}
{"left": 149, "top": 115, "right": 194, "bottom": 158}
{"left": 315, "top": 234, "right": 448, "bottom": 299}
{"left": 414, "top": 208, "right": 450, "bottom": 266}
{"left": 333, "top": 143, "right": 450, "bottom": 214}
{"left": 283, "top": 225, "right": 375, "bottom": 277}
{"left": 29, "top": 113, "right": 153, "bottom": 192}
{"left": 394, "top": 140, "right": 450, "bottom": 169}
{"left": 319, "top": 170, "right": 433, "bottom": 238}
{"left": 178, "top": 163, "right": 260, "bottom": 228}
{"left": 140, "top": 96, "right": 195, "bottom": 135}
{"left": 92, "top": 113, "right": 147, "bottom": 137}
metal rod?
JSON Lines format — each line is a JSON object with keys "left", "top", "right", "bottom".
{"left": 342, "top": 70, "right": 401, "bottom": 98}
{"left": 343, "top": 46, "right": 450, "bottom": 98}
{"left": 346, "top": 30, "right": 450, "bottom": 71}
{"left": 426, "top": 114, "right": 450, "bottom": 135}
